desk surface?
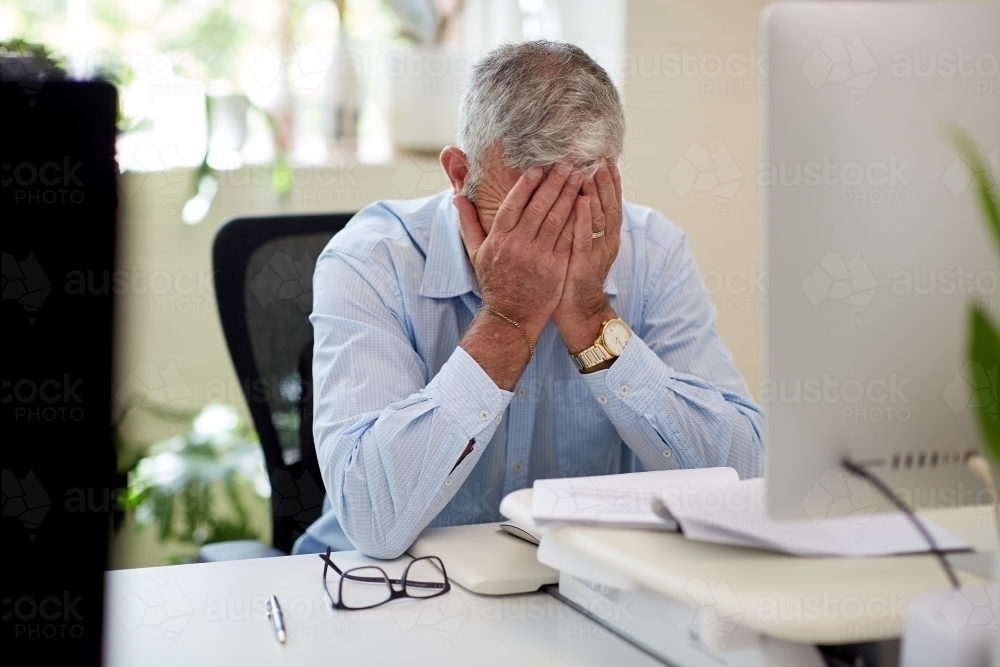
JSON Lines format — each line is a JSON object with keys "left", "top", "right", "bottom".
{"left": 500, "top": 488, "right": 999, "bottom": 645}
{"left": 103, "top": 551, "right": 664, "bottom": 667}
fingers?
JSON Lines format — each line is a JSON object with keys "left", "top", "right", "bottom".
{"left": 583, "top": 178, "right": 605, "bottom": 234}
{"left": 554, "top": 203, "right": 577, "bottom": 258}
{"left": 508, "top": 162, "right": 575, "bottom": 239}
{"left": 607, "top": 158, "right": 623, "bottom": 204}
{"left": 536, "top": 168, "right": 584, "bottom": 246}
{"left": 594, "top": 164, "right": 620, "bottom": 225}
{"left": 491, "top": 166, "right": 543, "bottom": 234}
{"left": 454, "top": 195, "right": 486, "bottom": 260}
{"left": 572, "top": 194, "right": 593, "bottom": 256}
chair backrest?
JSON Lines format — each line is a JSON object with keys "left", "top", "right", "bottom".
{"left": 213, "top": 212, "right": 354, "bottom": 552}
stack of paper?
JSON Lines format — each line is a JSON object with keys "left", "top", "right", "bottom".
{"left": 530, "top": 469, "right": 971, "bottom": 557}
{"left": 530, "top": 467, "right": 740, "bottom": 530}
{"left": 653, "top": 477, "right": 970, "bottom": 557}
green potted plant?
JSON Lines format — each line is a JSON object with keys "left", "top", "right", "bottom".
{"left": 122, "top": 404, "right": 271, "bottom": 562}
{"left": 950, "top": 129, "right": 999, "bottom": 497}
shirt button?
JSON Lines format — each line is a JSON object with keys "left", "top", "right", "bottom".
{"left": 445, "top": 477, "right": 453, "bottom": 487}
{"left": 494, "top": 413, "right": 503, "bottom": 425}
{"left": 513, "top": 461, "right": 523, "bottom": 472}
{"left": 662, "top": 450, "right": 672, "bottom": 459}
{"left": 479, "top": 409, "right": 491, "bottom": 421}
{"left": 597, "top": 395, "right": 608, "bottom": 405}
{"left": 517, "top": 387, "right": 527, "bottom": 398}
{"left": 619, "top": 384, "right": 630, "bottom": 396}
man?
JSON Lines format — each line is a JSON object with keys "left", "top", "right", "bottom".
{"left": 295, "top": 41, "right": 763, "bottom": 558}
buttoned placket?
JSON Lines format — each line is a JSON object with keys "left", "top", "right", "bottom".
{"left": 459, "top": 283, "right": 549, "bottom": 501}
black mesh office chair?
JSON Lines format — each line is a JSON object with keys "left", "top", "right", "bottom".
{"left": 198, "top": 212, "right": 354, "bottom": 562}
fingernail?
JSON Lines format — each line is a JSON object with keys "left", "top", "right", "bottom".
{"left": 569, "top": 171, "right": 583, "bottom": 185}
{"left": 527, "top": 167, "right": 542, "bottom": 181}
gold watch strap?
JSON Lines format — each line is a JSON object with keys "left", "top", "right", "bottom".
{"left": 571, "top": 341, "right": 612, "bottom": 371}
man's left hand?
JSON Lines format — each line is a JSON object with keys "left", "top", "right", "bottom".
{"left": 552, "top": 159, "right": 624, "bottom": 355}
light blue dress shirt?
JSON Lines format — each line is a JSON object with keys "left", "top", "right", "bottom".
{"left": 305, "top": 191, "right": 763, "bottom": 558}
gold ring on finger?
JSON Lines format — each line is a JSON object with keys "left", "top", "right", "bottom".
{"left": 592, "top": 229, "right": 605, "bottom": 239}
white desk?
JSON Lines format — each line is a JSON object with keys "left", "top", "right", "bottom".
{"left": 103, "top": 551, "right": 665, "bottom": 666}
{"left": 500, "top": 489, "right": 999, "bottom": 645}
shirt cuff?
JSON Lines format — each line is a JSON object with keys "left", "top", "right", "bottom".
{"left": 422, "top": 346, "right": 514, "bottom": 442}
{"left": 580, "top": 334, "right": 674, "bottom": 423}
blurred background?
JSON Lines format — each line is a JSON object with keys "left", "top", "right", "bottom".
{"left": 2, "top": 0, "right": 766, "bottom": 568}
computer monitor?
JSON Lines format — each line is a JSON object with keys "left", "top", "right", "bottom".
{"left": 762, "top": 2, "right": 999, "bottom": 519}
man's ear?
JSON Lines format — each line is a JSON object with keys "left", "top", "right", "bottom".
{"left": 439, "top": 146, "right": 469, "bottom": 196}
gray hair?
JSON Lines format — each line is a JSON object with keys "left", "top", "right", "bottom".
{"left": 457, "top": 40, "right": 626, "bottom": 201}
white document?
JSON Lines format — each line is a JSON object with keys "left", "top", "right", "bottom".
{"left": 655, "top": 478, "right": 971, "bottom": 557}
{"left": 530, "top": 467, "right": 740, "bottom": 529}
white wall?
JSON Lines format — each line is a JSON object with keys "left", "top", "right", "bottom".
{"left": 623, "top": 0, "right": 769, "bottom": 396}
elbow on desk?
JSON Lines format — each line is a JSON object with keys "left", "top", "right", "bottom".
{"left": 321, "top": 454, "right": 420, "bottom": 560}
{"left": 338, "top": 512, "right": 416, "bottom": 560}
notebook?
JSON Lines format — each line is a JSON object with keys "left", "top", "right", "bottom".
{"left": 530, "top": 469, "right": 971, "bottom": 558}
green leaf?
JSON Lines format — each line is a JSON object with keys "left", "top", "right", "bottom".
{"left": 949, "top": 126, "right": 1000, "bottom": 259}
{"left": 969, "top": 305, "right": 1000, "bottom": 464}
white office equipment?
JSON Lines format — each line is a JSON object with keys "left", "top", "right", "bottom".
{"left": 763, "top": 2, "right": 999, "bottom": 519}
{"left": 530, "top": 467, "right": 739, "bottom": 529}
{"left": 408, "top": 521, "right": 558, "bottom": 595}
{"left": 500, "top": 487, "right": 997, "bottom": 646}
{"left": 557, "top": 572, "right": 826, "bottom": 667}
{"left": 899, "top": 586, "right": 996, "bottom": 667}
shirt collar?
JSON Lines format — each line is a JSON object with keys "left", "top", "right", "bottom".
{"left": 418, "top": 193, "right": 619, "bottom": 299}
{"left": 420, "top": 194, "right": 480, "bottom": 299}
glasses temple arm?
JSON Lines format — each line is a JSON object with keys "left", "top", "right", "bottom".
{"left": 319, "top": 550, "right": 344, "bottom": 576}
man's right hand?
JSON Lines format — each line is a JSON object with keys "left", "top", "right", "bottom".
{"left": 454, "top": 163, "right": 585, "bottom": 341}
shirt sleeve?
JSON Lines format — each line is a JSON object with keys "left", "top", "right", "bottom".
{"left": 311, "top": 246, "right": 512, "bottom": 559}
{"left": 580, "top": 228, "right": 764, "bottom": 478}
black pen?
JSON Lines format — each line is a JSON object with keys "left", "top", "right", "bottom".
{"left": 266, "top": 595, "right": 286, "bottom": 644}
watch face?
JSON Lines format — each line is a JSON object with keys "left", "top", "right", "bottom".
{"left": 603, "top": 320, "right": 631, "bottom": 355}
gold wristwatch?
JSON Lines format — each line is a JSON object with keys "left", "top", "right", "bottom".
{"left": 570, "top": 318, "right": 633, "bottom": 371}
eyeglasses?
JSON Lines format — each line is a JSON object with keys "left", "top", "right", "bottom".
{"left": 319, "top": 547, "right": 452, "bottom": 610}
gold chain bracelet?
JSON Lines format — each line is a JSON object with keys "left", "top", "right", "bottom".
{"left": 479, "top": 307, "right": 535, "bottom": 360}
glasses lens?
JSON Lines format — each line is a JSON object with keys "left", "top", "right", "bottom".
{"left": 405, "top": 557, "right": 448, "bottom": 598}
{"left": 340, "top": 567, "right": 392, "bottom": 609}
